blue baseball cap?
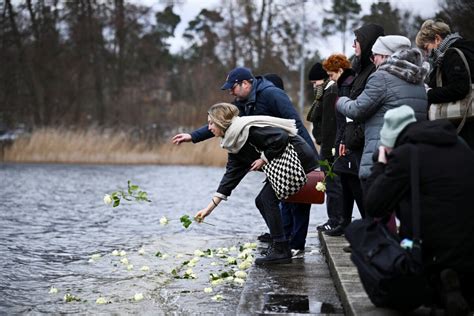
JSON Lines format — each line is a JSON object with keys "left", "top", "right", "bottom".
{"left": 221, "top": 67, "right": 254, "bottom": 90}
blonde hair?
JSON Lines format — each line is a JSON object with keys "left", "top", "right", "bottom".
{"left": 322, "top": 54, "right": 352, "bottom": 72}
{"left": 208, "top": 103, "right": 239, "bottom": 131}
{"left": 415, "top": 19, "right": 451, "bottom": 48}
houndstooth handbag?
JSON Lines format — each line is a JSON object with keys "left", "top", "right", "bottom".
{"left": 262, "top": 143, "right": 307, "bottom": 200}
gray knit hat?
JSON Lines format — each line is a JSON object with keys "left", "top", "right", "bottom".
{"left": 372, "top": 35, "right": 411, "bottom": 56}
{"left": 380, "top": 105, "right": 417, "bottom": 148}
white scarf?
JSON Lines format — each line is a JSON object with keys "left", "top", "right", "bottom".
{"left": 221, "top": 116, "right": 298, "bottom": 153}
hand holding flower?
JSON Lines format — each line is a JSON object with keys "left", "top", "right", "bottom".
{"left": 195, "top": 207, "right": 213, "bottom": 222}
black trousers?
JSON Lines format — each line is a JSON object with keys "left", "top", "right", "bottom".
{"left": 340, "top": 172, "right": 365, "bottom": 226}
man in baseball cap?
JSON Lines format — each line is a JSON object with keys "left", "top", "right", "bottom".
{"left": 220, "top": 67, "right": 254, "bottom": 90}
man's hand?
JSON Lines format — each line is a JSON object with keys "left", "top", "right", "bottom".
{"left": 378, "top": 145, "right": 389, "bottom": 164}
{"left": 172, "top": 133, "right": 192, "bottom": 145}
{"left": 250, "top": 158, "right": 266, "bottom": 171}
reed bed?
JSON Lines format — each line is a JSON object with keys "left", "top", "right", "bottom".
{"left": 3, "top": 128, "right": 227, "bottom": 166}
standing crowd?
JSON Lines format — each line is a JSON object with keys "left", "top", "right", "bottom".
{"left": 172, "top": 19, "right": 474, "bottom": 314}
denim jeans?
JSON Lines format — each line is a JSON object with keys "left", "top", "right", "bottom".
{"left": 281, "top": 201, "right": 311, "bottom": 250}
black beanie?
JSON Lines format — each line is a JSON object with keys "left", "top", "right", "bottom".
{"left": 308, "top": 63, "right": 328, "bottom": 81}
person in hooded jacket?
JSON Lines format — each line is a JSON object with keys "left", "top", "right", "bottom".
{"left": 365, "top": 105, "right": 474, "bottom": 314}
{"left": 416, "top": 19, "right": 474, "bottom": 150}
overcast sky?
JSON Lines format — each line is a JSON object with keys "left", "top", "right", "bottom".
{"left": 142, "top": 0, "right": 440, "bottom": 58}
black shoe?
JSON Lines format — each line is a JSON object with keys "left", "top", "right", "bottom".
{"left": 324, "top": 225, "right": 345, "bottom": 237}
{"left": 439, "top": 269, "right": 470, "bottom": 316}
{"left": 257, "top": 232, "right": 272, "bottom": 243}
{"left": 260, "top": 243, "right": 273, "bottom": 256}
{"left": 342, "top": 246, "right": 352, "bottom": 253}
{"left": 255, "top": 241, "right": 292, "bottom": 265}
{"left": 317, "top": 221, "right": 336, "bottom": 232}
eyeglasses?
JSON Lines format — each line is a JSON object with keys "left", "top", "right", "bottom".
{"left": 230, "top": 81, "right": 243, "bottom": 92}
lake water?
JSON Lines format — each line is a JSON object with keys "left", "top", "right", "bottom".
{"left": 0, "top": 163, "right": 329, "bottom": 314}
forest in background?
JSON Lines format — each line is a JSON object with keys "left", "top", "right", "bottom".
{"left": 1, "top": 0, "right": 473, "bottom": 146}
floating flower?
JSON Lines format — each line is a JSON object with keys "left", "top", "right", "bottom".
{"left": 211, "top": 279, "right": 224, "bottom": 286}
{"left": 316, "top": 181, "right": 326, "bottom": 192}
{"left": 211, "top": 294, "right": 224, "bottom": 301}
{"left": 49, "top": 287, "right": 58, "bottom": 294}
{"left": 64, "top": 293, "right": 80, "bottom": 302}
{"left": 96, "top": 297, "right": 107, "bottom": 304}
{"left": 229, "top": 246, "right": 237, "bottom": 252}
{"left": 233, "top": 277, "right": 245, "bottom": 286}
{"left": 175, "top": 253, "right": 184, "bottom": 259}
{"left": 161, "top": 254, "right": 169, "bottom": 259}
{"left": 119, "top": 250, "right": 127, "bottom": 257}
{"left": 243, "top": 243, "right": 257, "bottom": 249}
{"left": 235, "top": 271, "right": 247, "bottom": 279}
{"left": 204, "top": 287, "right": 213, "bottom": 293}
{"left": 194, "top": 249, "right": 205, "bottom": 257}
{"left": 140, "top": 265, "right": 150, "bottom": 271}
{"left": 90, "top": 253, "right": 101, "bottom": 261}
{"left": 238, "top": 260, "right": 252, "bottom": 270}
{"left": 238, "top": 249, "right": 252, "bottom": 259}
{"left": 138, "top": 248, "right": 145, "bottom": 255}
{"left": 227, "top": 257, "right": 237, "bottom": 265}
{"left": 103, "top": 194, "right": 113, "bottom": 205}
{"left": 112, "top": 250, "right": 120, "bottom": 256}
{"left": 120, "top": 257, "right": 129, "bottom": 265}
{"left": 210, "top": 261, "right": 218, "bottom": 266}
{"left": 126, "top": 264, "right": 134, "bottom": 271}
{"left": 133, "top": 293, "right": 144, "bottom": 301}
{"left": 159, "top": 216, "right": 169, "bottom": 226}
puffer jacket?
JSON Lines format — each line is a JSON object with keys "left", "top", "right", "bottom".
{"left": 336, "top": 49, "right": 428, "bottom": 179}
{"left": 216, "top": 126, "right": 318, "bottom": 199}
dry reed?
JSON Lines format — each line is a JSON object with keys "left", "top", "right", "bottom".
{"left": 3, "top": 128, "right": 227, "bottom": 166}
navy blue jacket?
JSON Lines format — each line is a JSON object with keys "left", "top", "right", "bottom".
{"left": 190, "top": 77, "right": 318, "bottom": 156}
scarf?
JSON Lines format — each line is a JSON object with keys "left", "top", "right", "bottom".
{"left": 429, "top": 32, "right": 463, "bottom": 67}
{"left": 378, "top": 48, "right": 428, "bottom": 84}
{"left": 221, "top": 116, "right": 297, "bottom": 153}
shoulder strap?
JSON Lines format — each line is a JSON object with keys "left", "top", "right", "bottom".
{"left": 435, "top": 47, "right": 474, "bottom": 134}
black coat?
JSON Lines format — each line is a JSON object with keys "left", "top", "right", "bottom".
{"left": 217, "top": 126, "right": 318, "bottom": 198}
{"left": 318, "top": 82, "right": 338, "bottom": 162}
{"left": 333, "top": 69, "right": 362, "bottom": 176}
{"left": 427, "top": 38, "right": 474, "bottom": 149}
{"left": 365, "top": 120, "right": 474, "bottom": 274}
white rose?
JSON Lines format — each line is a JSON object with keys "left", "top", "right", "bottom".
{"left": 332, "top": 147, "right": 336, "bottom": 156}
{"left": 96, "top": 297, "right": 107, "bottom": 304}
{"left": 90, "top": 253, "right": 101, "bottom": 261}
{"left": 103, "top": 194, "right": 113, "bottom": 205}
{"left": 140, "top": 265, "right": 150, "bottom": 271}
{"left": 238, "top": 260, "right": 252, "bottom": 270}
{"left": 119, "top": 250, "right": 127, "bottom": 257}
{"left": 133, "top": 293, "right": 144, "bottom": 301}
{"left": 315, "top": 181, "right": 326, "bottom": 192}
{"left": 234, "top": 271, "right": 247, "bottom": 279}
{"left": 233, "top": 277, "right": 245, "bottom": 286}
{"left": 112, "top": 250, "right": 119, "bottom": 256}
{"left": 138, "top": 248, "right": 145, "bottom": 255}
{"left": 49, "top": 287, "right": 58, "bottom": 294}
{"left": 194, "top": 249, "right": 205, "bottom": 257}
{"left": 204, "top": 287, "right": 213, "bottom": 293}
{"left": 211, "top": 294, "right": 224, "bottom": 301}
{"left": 120, "top": 257, "right": 129, "bottom": 265}
{"left": 159, "top": 216, "right": 168, "bottom": 226}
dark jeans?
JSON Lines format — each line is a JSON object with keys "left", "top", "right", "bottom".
{"left": 325, "top": 174, "right": 344, "bottom": 226}
{"left": 281, "top": 201, "right": 311, "bottom": 250}
{"left": 340, "top": 173, "right": 365, "bottom": 226}
{"left": 255, "top": 182, "right": 286, "bottom": 242}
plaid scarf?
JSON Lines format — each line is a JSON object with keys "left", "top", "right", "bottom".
{"left": 378, "top": 48, "right": 428, "bottom": 84}
{"left": 429, "top": 32, "right": 463, "bottom": 66}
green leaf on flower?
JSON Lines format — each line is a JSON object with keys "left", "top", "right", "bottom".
{"left": 204, "top": 249, "right": 213, "bottom": 256}
{"left": 318, "top": 159, "right": 331, "bottom": 170}
{"left": 182, "top": 260, "right": 190, "bottom": 266}
{"left": 171, "top": 269, "right": 178, "bottom": 276}
{"left": 155, "top": 251, "right": 162, "bottom": 257}
{"left": 180, "top": 215, "right": 193, "bottom": 229}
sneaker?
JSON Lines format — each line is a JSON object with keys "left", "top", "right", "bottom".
{"left": 257, "top": 232, "right": 272, "bottom": 243}
{"left": 291, "top": 249, "right": 305, "bottom": 259}
{"left": 439, "top": 269, "right": 470, "bottom": 315}
{"left": 324, "top": 225, "right": 345, "bottom": 237}
{"left": 317, "top": 221, "right": 336, "bottom": 232}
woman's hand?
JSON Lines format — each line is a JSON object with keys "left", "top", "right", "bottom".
{"left": 250, "top": 158, "right": 266, "bottom": 171}
{"left": 378, "top": 145, "right": 389, "bottom": 164}
{"left": 339, "top": 143, "right": 346, "bottom": 156}
{"left": 195, "top": 207, "right": 213, "bottom": 222}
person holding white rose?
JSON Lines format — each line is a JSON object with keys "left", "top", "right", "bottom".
{"left": 194, "top": 102, "right": 318, "bottom": 265}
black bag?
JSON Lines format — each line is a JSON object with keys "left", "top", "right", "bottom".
{"left": 343, "top": 121, "right": 364, "bottom": 150}
{"left": 344, "top": 146, "right": 429, "bottom": 311}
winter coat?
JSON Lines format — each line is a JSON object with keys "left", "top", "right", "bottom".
{"left": 216, "top": 126, "right": 318, "bottom": 199}
{"left": 427, "top": 38, "right": 474, "bottom": 149}
{"left": 333, "top": 69, "right": 363, "bottom": 176}
{"left": 191, "top": 77, "right": 317, "bottom": 155}
{"left": 336, "top": 49, "right": 428, "bottom": 179}
{"left": 365, "top": 120, "right": 474, "bottom": 274}
{"left": 317, "top": 81, "right": 338, "bottom": 161}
